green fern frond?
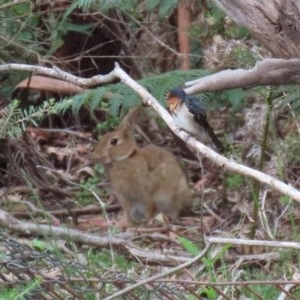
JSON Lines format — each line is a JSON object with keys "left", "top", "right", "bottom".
{"left": 141, "top": 69, "right": 210, "bottom": 101}
{"left": 72, "top": 89, "right": 94, "bottom": 115}
{"left": 71, "top": 69, "right": 210, "bottom": 119}
{"left": 0, "top": 99, "right": 21, "bottom": 138}
{"left": 157, "top": 0, "right": 177, "bottom": 19}
{"left": 109, "top": 93, "right": 126, "bottom": 117}
{"left": 145, "top": 0, "right": 160, "bottom": 11}
{"left": 0, "top": 98, "right": 73, "bottom": 138}
{"left": 272, "top": 85, "right": 300, "bottom": 116}
{"left": 89, "top": 87, "right": 111, "bottom": 113}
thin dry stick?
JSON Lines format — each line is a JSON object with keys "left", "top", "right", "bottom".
{"left": 206, "top": 236, "right": 300, "bottom": 249}
{"left": 36, "top": 165, "right": 116, "bottom": 266}
{"left": 0, "top": 209, "right": 126, "bottom": 247}
{"left": 103, "top": 242, "right": 212, "bottom": 300}
{"left": 185, "top": 58, "right": 300, "bottom": 93}
{"left": 1, "top": 61, "right": 300, "bottom": 201}
{"left": 112, "top": 63, "right": 300, "bottom": 202}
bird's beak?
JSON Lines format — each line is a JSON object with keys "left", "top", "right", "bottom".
{"left": 166, "top": 95, "right": 180, "bottom": 113}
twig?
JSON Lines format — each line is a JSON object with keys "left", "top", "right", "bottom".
{"left": 1, "top": 61, "right": 300, "bottom": 201}
{"left": 217, "top": 270, "right": 244, "bottom": 300}
{"left": 91, "top": 190, "right": 116, "bottom": 267}
{"left": 10, "top": 199, "right": 59, "bottom": 224}
{"left": 0, "top": 64, "right": 118, "bottom": 87}
{"left": 277, "top": 283, "right": 299, "bottom": 300}
{"left": 206, "top": 236, "right": 300, "bottom": 249}
{"left": 112, "top": 63, "right": 300, "bottom": 202}
{"left": 185, "top": 58, "right": 300, "bottom": 93}
{"left": 26, "top": 128, "right": 94, "bottom": 142}
{"left": 12, "top": 205, "right": 120, "bottom": 218}
{"left": 127, "top": 245, "right": 191, "bottom": 265}
{"left": 103, "top": 242, "right": 212, "bottom": 300}
{"left": 0, "top": 209, "right": 126, "bottom": 247}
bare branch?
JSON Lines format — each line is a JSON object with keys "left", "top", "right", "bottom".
{"left": 0, "top": 209, "right": 126, "bottom": 247}
{"left": 1, "top": 61, "right": 300, "bottom": 201}
{"left": 103, "top": 242, "right": 212, "bottom": 300}
{"left": 0, "top": 63, "right": 118, "bottom": 87}
{"left": 0, "top": 208, "right": 200, "bottom": 266}
{"left": 206, "top": 236, "right": 300, "bottom": 250}
{"left": 212, "top": 0, "right": 300, "bottom": 58}
{"left": 185, "top": 58, "right": 300, "bottom": 94}
{"left": 113, "top": 63, "right": 300, "bottom": 203}
{"left": 3, "top": 58, "right": 300, "bottom": 93}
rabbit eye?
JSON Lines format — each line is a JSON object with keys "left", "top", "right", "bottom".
{"left": 110, "top": 138, "right": 118, "bottom": 145}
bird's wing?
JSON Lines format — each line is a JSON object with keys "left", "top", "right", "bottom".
{"left": 185, "top": 96, "right": 225, "bottom": 153}
{"left": 184, "top": 96, "right": 208, "bottom": 127}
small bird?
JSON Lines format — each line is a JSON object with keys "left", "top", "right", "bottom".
{"left": 166, "top": 87, "right": 224, "bottom": 153}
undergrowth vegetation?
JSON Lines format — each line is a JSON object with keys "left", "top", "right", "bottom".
{"left": 1, "top": 0, "right": 300, "bottom": 299}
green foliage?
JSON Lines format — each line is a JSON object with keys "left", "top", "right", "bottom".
{"left": 145, "top": 0, "right": 160, "bottom": 11}
{"left": 226, "top": 174, "right": 244, "bottom": 189}
{"left": 74, "top": 0, "right": 177, "bottom": 19}
{"left": 232, "top": 45, "right": 258, "bottom": 68}
{"left": 0, "top": 98, "right": 73, "bottom": 138}
{"left": 0, "top": 1, "right": 41, "bottom": 61}
{"left": 156, "top": 0, "right": 178, "bottom": 19}
{"left": 206, "top": 2, "right": 250, "bottom": 41}
{"left": 32, "top": 239, "right": 48, "bottom": 251}
{"left": 206, "top": 2, "right": 225, "bottom": 28}
{"left": 201, "top": 244, "right": 231, "bottom": 280}
{"left": 43, "top": 3, "right": 97, "bottom": 55}
{"left": 225, "top": 25, "right": 250, "bottom": 39}
{"left": 88, "top": 249, "right": 130, "bottom": 270}
{"left": 76, "top": 163, "right": 107, "bottom": 205}
{"left": 273, "top": 84, "right": 300, "bottom": 115}
{"left": 279, "top": 195, "right": 291, "bottom": 205}
{"left": 177, "top": 237, "right": 199, "bottom": 256}
{"left": 73, "top": 69, "right": 211, "bottom": 118}
{"left": 217, "top": 88, "right": 247, "bottom": 112}
{"left": 0, "top": 279, "right": 41, "bottom": 300}
{"left": 197, "top": 287, "right": 217, "bottom": 300}
{"left": 77, "top": 175, "right": 105, "bottom": 206}
{"left": 0, "top": 99, "right": 23, "bottom": 138}
{"left": 94, "top": 100, "right": 118, "bottom": 132}
{"left": 240, "top": 264, "right": 300, "bottom": 299}
{"left": 0, "top": 1, "right": 98, "bottom": 98}
{"left": 74, "top": 0, "right": 139, "bottom": 14}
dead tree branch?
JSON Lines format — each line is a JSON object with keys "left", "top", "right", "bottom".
{"left": 185, "top": 58, "right": 300, "bottom": 94}
{"left": 1, "top": 61, "right": 300, "bottom": 201}
{"left": 3, "top": 58, "right": 300, "bottom": 93}
{"left": 206, "top": 236, "right": 300, "bottom": 250}
{"left": 0, "top": 209, "right": 126, "bottom": 247}
{"left": 212, "top": 0, "right": 300, "bottom": 58}
{"left": 112, "top": 64, "right": 300, "bottom": 203}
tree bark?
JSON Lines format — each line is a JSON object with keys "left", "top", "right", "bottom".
{"left": 185, "top": 58, "right": 300, "bottom": 93}
{"left": 212, "top": 0, "right": 300, "bottom": 58}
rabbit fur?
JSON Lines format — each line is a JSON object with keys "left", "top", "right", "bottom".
{"left": 93, "top": 107, "right": 192, "bottom": 224}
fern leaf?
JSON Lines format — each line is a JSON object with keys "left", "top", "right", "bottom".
{"left": 145, "top": 0, "right": 160, "bottom": 11}
{"left": 69, "top": 69, "right": 211, "bottom": 117}
{"left": 89, "top": 87, "right": 110, "bottom": 113}
{"left": 158, "top": 0, "right": 178, "bottom": 19}
{"left": 109, "top": 93, "right": 124, "bottom": 117}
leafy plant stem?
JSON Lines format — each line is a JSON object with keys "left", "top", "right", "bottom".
{"left": 249, "top": 92, "right": 272, "bottom": 244}
{"left": 0, "top": 100, "right": 19, "bottom": 138}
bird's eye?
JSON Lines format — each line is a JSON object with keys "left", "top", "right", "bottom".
{"left": 110, "top": 138, "right": 118, "bottom": 146}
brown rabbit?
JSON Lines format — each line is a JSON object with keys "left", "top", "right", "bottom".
{"left": 92, "top": 107, "right": 192, "bottom": 224}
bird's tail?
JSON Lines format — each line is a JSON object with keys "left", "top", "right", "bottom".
{"left": 204, "top": 125, "right": 225, "bottom": 153}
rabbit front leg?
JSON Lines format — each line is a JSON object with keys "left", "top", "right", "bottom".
{"left": 114, "top": 191, "right": 152, "bottom": 225}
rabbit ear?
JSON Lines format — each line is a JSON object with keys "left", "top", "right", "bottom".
{"left": 118, "top": 106, "right": 142, "bottom": 130}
